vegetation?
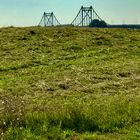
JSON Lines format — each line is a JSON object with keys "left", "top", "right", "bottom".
{"left": 89, "top": 20, "right": 107, "bottom": 27}
{"left": 0, "top": 26, "right": 140, "bottom": 139}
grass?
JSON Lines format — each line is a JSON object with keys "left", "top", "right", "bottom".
{"left": 0, "top": 26, "right": 140, "bottom": 139}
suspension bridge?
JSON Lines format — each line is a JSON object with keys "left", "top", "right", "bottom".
{"left": 38, "top": 6, "right": 140, "bottom": 29}
{"left": 39, "top": 6, "right": 104, "bottom": 27}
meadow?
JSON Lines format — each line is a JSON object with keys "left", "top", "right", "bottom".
{"left": 0, "top": 27, "right": 140, "bottom": 139}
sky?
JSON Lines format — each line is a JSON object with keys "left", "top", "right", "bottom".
{"left": 0, "top": 0, "right": 139, "bottom": 27}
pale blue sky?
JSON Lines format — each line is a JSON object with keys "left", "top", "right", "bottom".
{"left": 0, "top": 0, "right": 139, "bottom": 27}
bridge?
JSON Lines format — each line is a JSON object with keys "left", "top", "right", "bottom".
{"left": 38, "top": 6, "right": 140, "bottom": 29}
{"left": 39, "top": 6, "right": 103, "bottom": 27}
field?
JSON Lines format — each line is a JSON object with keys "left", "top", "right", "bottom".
{"left": 0, "top": 27, "right": 140, "bottom": 139}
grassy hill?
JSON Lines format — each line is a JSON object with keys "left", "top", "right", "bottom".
{"left": 0, "top": 27, "right": 140, "bottom": 139}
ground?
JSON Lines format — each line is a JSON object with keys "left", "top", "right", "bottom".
{"left": 0, "top": 27, "right": 140, "bottom": 139}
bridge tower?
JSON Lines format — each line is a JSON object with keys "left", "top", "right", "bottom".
{"left": 81, "top": 6, "right": 93, "bottom": 26}
{"left": 39, "top": 12, "right": 61, "bottom": 27}
{"left": 71, "top": 6, "right": 103, "bottom": 27}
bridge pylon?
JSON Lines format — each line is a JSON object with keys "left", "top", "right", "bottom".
{"left": 71, "top": 6, "right": 103, "bottom": 27}
{"left": 39, "top": 12, "right": 61, "bottom": 27}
